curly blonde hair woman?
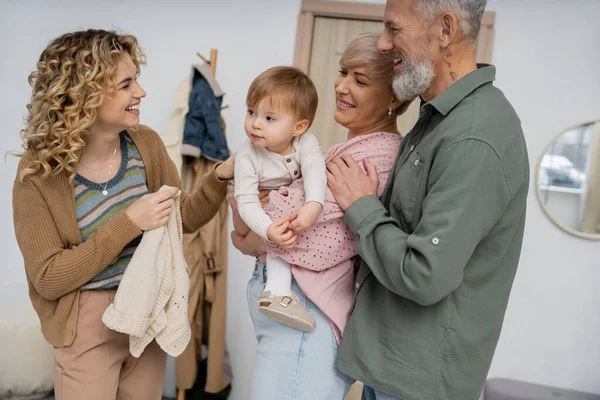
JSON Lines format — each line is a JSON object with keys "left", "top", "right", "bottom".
{"left": 19, "top": 30, "right": 145, "bottom": 181}
{"left": 12, "top": 29, "right": 234, "bottom": 400}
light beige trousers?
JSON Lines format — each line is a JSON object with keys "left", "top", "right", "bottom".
{"left": 53, "top": 289, "right": 167, "bottom": 400}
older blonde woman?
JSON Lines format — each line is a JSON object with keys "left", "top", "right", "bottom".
{"left": 12, "top": 30, "right": 234, "bottom": 400}
{"left": 231, "top": 33, "right": 409, "bottom": 400}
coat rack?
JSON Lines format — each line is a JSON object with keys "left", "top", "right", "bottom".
{"left": 176, "top": 48, "right": 227, "bottom": 400}
{"left": 196, "top": 49, "right": 229, "bottom": 110}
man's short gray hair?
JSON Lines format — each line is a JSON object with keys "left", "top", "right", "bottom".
{"left": 413, "top": 0, "right": 487, "bottom": 40}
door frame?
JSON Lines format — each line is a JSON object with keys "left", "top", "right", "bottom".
{"left": 293, "top": 0, "right": 496, "bottom": 73}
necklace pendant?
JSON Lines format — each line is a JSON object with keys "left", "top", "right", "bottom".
{"left": 102, "top": 190, "right": 108, "bottom": 196}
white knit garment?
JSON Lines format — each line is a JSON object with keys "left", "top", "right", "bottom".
{"left": 102, "top": 186, "right": 191, "bottom": 358}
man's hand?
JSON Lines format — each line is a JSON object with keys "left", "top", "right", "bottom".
{"left": 289, "top": 201, "right": 322, "bottom": 233}
{"left": 326, "top": 155, "right": 379, "bottom": 211}
{"left": 267, "top": 219, "right": 298, "bottom": 248}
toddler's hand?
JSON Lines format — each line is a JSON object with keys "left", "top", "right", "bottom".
{"left": 267, "top": 219, "right": 298, "bottom": 248}
{"left": 289, "top": 201, "right": 323, "bottom": 234}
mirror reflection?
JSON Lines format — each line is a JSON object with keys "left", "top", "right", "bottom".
{"left": 537, "top": 121, "right": 600, "bottom": 239}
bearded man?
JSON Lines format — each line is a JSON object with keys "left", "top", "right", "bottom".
{"left": 326, "top": 1, "right": 530, "bottom": 399}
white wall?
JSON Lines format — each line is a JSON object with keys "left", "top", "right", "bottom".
{"left": 1, "top": 0, "right": 600, "bottom": 398}
{"left": 480, "top": 0, "right": 600, "bottom": 394}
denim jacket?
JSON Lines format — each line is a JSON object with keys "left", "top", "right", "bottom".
{"left": 182, "top": 63, "right": 230, "bottom": 162}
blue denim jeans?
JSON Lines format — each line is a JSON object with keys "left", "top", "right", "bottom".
{"left": 362, "top": 385, "right": 404, "bottom": 400}
{"left": 247, "top": 261, "right": 350, "bottom": 400}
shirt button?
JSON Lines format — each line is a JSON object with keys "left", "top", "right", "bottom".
{"left": 294, "top": 171, "right": 298, "bottom": 176}
{"left": 355, "top": 282, "right": 360, "bottom": 289}
{"left": 286, "top": 158, "right": 291, "bottom": 163}
{"left": 410, "top": 145, "right": 415, "bottom": 151}
{"left": 414, "top": 159, "right": 419, "bottom": 166}
{"left": 432, "top": 236, "right": 440, "bottom": 245}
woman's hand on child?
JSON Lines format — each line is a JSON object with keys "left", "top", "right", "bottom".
{"left": 125, "top": 187, "right": 178, "bottom": 231}
{"left": 267, "top": 219, "right": 298, "bottom": 248}
{"left": 231, "top": 229, "right": 266, "bottom": 257}
{"left": 288, "top": 201, "right": 323, "bottom": 234}
{"left": 258, "top": 189, "right": 270, "bottom": 205}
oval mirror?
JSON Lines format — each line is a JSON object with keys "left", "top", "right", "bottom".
{"left": 536, "top": 121, "right": 600, "bottom": 240}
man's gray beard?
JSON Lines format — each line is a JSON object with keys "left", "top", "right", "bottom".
{"left": 392, "top": 57, "right": 435, "bottom": 102}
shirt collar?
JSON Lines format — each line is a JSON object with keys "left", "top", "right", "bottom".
{"left": 426, "top": 64, "right": 496, "bottom": 116}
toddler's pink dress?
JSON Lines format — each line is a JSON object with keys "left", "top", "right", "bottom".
{"left": 263, "top": 132, "right": 402, "bottom": 342}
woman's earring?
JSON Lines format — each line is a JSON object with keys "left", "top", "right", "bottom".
{"left": 388, "top": 108, "right": 392, "bottom": 118}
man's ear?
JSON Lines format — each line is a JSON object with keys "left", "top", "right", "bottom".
{"left": 293, "top": 119, "right": 310, "bottom": 137}
{"left": 438, "top": 11, "right": 459, "bottom": 48}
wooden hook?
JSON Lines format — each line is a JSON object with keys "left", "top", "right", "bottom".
{"left": 197, "top": 49, "right": 218, "bottom": 76}
{"left": 196, "top": 52, "right": 210, "bottom": 64}
{"left": 210, "top": 48, "right": 218, "bottom": 76}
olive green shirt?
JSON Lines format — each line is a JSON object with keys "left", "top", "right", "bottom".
{"left": 336, "top": 65, "right": 529, "bottom": 400}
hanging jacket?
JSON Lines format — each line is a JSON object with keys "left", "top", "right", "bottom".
{"left": 161, "top": 80, "right": 190, "bottom": 176}
{"left": 182, "top": 63, "right": 230, "bottom": 163}
{"left": 161, "top": 76, "right": 231, "bottom": 393}
{"left": 176, "top": 157, "right": 230, "bottom": 394}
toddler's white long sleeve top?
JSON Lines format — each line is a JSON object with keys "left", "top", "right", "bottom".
{"left": 234, "top": 132, "right": 326, "bottom": 239}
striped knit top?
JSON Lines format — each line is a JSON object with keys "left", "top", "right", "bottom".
{"left": 74, "top": 132, "right": 148, "bottom": 290}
